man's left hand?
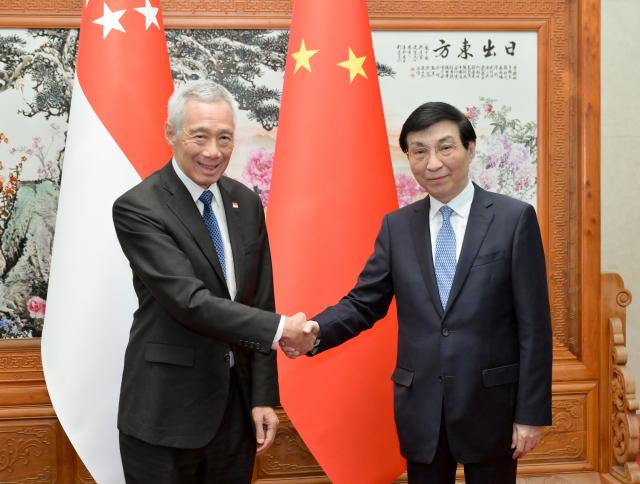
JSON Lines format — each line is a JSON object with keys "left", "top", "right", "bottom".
{"left": 252, "top": 406, "right": 279, "bottom": 455}
{"left": 511, "top": 423, "right": 544, "bottom": 459}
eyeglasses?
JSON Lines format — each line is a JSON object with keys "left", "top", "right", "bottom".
{"left": 407, "top": 143, "right": 459, "bottom": 162}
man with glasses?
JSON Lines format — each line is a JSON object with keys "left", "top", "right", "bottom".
{"left": 284, "top": 102, "right": 552, "bottom": 484}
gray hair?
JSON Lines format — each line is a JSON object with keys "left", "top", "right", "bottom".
{"left": 166, "top": 80, "right": 237, "bottom": 135}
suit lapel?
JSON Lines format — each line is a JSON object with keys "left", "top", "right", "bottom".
{"left": 160, "top": 163, "right": 228, "bottom": 288}
{"left": 409, "top": 196, "right": 445, "bottom": 317}
{"left": 445, "top": 185, "right": 494, "bottom": 314}
{"left": 218, "top": 177, "right": 244, "bottom": 298}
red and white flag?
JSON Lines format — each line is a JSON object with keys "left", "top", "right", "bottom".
{"left": 41, "top": 1, "right": 172, "bottom": 482}
{"left": 268, "top": 0, "right": 405, "bottom": 482}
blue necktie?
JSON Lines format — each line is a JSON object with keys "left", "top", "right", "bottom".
{"left": 199, "top": 190, "right": 227, "bottom": 279}
{"left": 435, "top": 205, "right": 456, "bottom": 309}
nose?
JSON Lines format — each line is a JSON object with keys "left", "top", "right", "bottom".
{"left": 202, "top": 142, "right": 221, "bottom": 158}
{"left": 425, "top": 152, "right": 444, "bottom": 171}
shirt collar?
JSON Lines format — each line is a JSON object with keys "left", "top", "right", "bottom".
{"left": 172, "top": 158, "right": 222, "bottom": 206}
{"left": 429, "top": 179, "right": 475, "bottom": 221}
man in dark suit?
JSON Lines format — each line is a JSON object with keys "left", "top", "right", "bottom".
{"left": 113, "top": 80, "right": 316, "bottom": 484}
{"left": 284, "top": 102, "right": 552, "bottom": 483}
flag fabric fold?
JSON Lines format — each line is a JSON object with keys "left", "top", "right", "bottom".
{"left": 267, "top": 0, "right": 405, "bottom": 482}
{"left": 41, "top": 1, "right": 173, "bottom": 482}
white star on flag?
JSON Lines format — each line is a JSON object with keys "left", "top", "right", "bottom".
{"left": 134, "top": 0, "right": 160, "bottom": 30}
{"left": 93, "top": 2, "right": 127, "bottom": 39}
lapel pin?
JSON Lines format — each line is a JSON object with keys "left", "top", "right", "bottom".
{"left": 232, "top": 202, "right": 239, "bottom": 209}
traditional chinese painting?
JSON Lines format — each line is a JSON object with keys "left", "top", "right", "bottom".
{"left": 0, "top": 28, "right": 536, "bottom": 337}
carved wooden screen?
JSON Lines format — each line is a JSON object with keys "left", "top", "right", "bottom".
{"left": 0, "top": 1, "right": 603, "bottom": 482}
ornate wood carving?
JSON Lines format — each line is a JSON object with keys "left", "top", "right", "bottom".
{"left": 0, "top": 422, "right": 56, "bottom": 483}
{"left": 530, "top": 398, "right": 585, "bottom": 461}
{"left": 604, "top": 274, "right": 640, "bottom": 483}
{"left": 0, "top": 340, "right": 43, "bottom": 383}
{"left": 255, "top": 408, "right": 324, "bottom": 480}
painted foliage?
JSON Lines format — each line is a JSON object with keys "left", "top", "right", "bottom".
{"left": 0, "top": 28, "right": 536, "bottom": 338}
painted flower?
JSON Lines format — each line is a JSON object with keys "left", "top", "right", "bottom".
{"left": 242, "top": 149, "right": 274, "bottom": 207}
{"left": 27, "top": 296, "right": 46, "bottom": 319}
{"left": 395, "top": 173, "right": 424, "bottom": 207}
{"left": 471, "top": 133, "right": 536, "bottom": 204}
{"left": 464, "top": 106, "right": 480, "bottom": 121}
{"left": 0, "top": 316, "right": 11, "bottom": 332}
{"left": 485, "top": 103, "right": 494, "bottom": 114}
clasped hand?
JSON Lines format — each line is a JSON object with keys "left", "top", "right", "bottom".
{"left": 280, "top": 312, "right": 318, "bottom": 358}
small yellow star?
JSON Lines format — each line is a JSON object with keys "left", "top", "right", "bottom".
{"left": 337, "top": 47, "right": 368, "bottom": 83}
{"left": 291, "top": 39, "right": 319, "bottom": 74}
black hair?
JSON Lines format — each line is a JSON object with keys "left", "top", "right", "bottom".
{"left": 398, "top": 102, "right": 477, "bottom": 153}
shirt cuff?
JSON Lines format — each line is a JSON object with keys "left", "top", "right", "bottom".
{"left": 271, "top": 315, "right": 286, "bottom": 350}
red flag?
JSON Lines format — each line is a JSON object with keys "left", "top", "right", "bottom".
{"left": 268, "top": 0, "right": 405, "bottom": 482}
{"left": 42, "top": 0, "right": 172, "bottom": 481}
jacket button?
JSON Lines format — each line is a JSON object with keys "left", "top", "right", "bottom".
{"left": 441, "top": 327, "right": 450, "bottom": 337}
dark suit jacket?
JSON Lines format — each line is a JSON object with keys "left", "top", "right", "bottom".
{"left": 314, "top": 184, "right": 552, "bottom": 464}
{"left": 113, "top": 162, "right": 280, "bottom": 449}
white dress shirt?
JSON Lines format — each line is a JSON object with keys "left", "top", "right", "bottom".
{"left": 429, "top": 180, "right": 475, "bottom": 263}
{"left": 172, "top": 159, "right": 284, "bottom": 356}
{"left": 172, "top": 159, "right": 237, "bottom": 299}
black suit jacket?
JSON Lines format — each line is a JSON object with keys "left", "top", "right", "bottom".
{"left": 314, "top": 184, "right": 552, "bottom": 464}
{"left": 113, "top": 162, "right": 280, "bottom": 449}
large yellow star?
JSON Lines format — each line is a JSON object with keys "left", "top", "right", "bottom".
{"left": 337, "top": 47, "right": 368, "bottom": 83}
{"left": 292, "top": 39, "right": 319, "bottom": 74}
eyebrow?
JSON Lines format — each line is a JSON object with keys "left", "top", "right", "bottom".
{"left": 409, "top": 135, "right": 455, "bottom": 147}
{"left": 186, "top": 126, "right": 234, "bottom": 136}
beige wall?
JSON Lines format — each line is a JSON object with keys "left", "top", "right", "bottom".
{"left": 602, "top": 0, "right": 640, "bottom": 384}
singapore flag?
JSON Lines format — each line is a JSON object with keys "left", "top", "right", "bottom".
{"left": 41, "top": 0, "right": 173, "bottom": 482}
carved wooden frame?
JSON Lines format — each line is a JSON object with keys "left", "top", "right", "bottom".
{"left": 0, "top": 0, "right": 602, "bottom": 481}
{"left": 602, "top": 273, "right": 640, "bottom": 483}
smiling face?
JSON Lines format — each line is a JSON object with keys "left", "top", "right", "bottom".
{"left": 406, "top": 119, "right": 475, "bottom": 203}
{"left": 166, "top": 99, "right": 235, "bottom": 188}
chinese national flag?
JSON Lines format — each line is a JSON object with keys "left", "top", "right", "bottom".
{"left": 268, "top": 0, "right": 405, "bottom": 482}
{"left": 41, "top": 0, "right": 172, "bottom": 482}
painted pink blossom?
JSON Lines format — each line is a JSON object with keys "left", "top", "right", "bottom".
{"left": 464, "top": 106, "right": 480, "bottom": 121}
{"left": 27, "top": 296, "right": 46, "bottom": 319}
{"left": 485, "top": 103, "right": 494, "bottom": 114}
{"left": 395, "top": 173, "right": 424, "bottom": 207}
{"left": 242, "top": 149, "right": 274, "bottom": 206}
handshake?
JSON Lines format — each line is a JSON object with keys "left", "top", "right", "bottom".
{"left": 280, "top": 312, "right": 319, "bottom": 358}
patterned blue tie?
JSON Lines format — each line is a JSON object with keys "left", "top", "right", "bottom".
{"left": 435, "top": 205, "right": 456, "bottom": 309}
{"left": 199, "top": 190, "right": 227, "bottom": 279}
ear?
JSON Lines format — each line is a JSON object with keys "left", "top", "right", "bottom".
{"left": 165, "top": 122, "right": 176, "bottom": 147}
{"left": 467, "top": 140, "right": 477, "bottom": 159}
